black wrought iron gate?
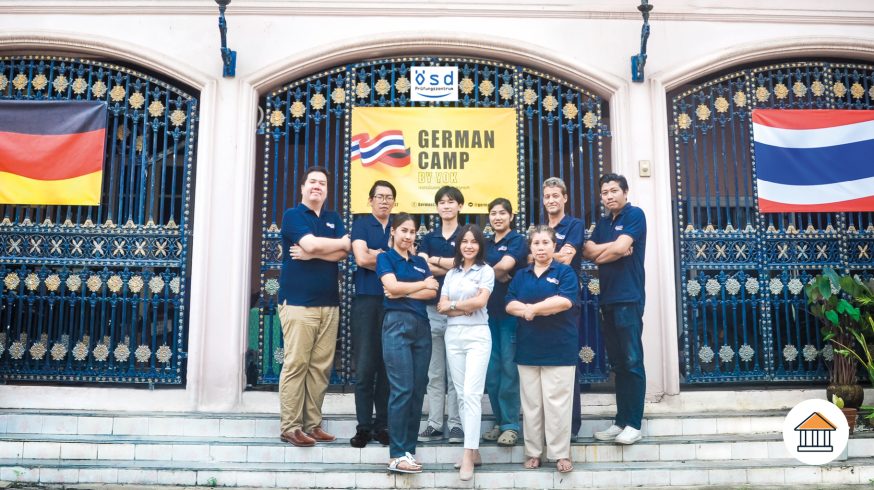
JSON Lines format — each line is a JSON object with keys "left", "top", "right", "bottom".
{"left": 251, "top": 56, "right": 612, "bottom": 386}
{"left": 0, "top": 56, "right": 199, "bottom": 385}
{"left": 670, "top": 60, "right": 874, "bottom": 383}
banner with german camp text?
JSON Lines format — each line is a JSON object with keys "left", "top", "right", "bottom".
{"left": 350, "top": 107, "right": 518, "bottom": 214}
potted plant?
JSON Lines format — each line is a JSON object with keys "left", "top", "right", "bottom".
{"left": 805, "top": 268, "right": 874, "bottom": 408}
{"left": 832, "top": 394, "right": 857, "bottom": 434}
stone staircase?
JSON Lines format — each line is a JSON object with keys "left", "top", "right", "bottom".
{"left": 1, "top": 390, "right": 873, "bottom": 488}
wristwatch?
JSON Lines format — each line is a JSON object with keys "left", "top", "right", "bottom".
{"left": 450, "top": 301, "right": 457, "bottom": 311}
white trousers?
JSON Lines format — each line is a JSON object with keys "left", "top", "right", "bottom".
{"left": 445, "top": 324, "right": 492, "bottom": 449}
{"left": 425, "top": 306, "right": 461, "bottom": 431}
{"left": 518, "top": 364, "right": 574, "bottom": 460}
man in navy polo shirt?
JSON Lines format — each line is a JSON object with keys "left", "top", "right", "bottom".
{"left": 349, "top": 180, "right": 395, "bottom": 448}
{"left": 541, "top": 176, "right": 585, "bottom": 440}
{"left": 416, "top": 186, "right": 463, "bottom": 443}
{"left": 584, "top": 173, "right": 647, "bottom": 446}
{"left": 277, "top": 166, "right": 351, "bottom": 448}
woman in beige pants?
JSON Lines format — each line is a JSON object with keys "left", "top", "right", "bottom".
{"left": 505, "top": 226, "right": 580, "bottom": 473}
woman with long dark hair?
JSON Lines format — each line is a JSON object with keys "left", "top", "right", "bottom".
{"left": 437, "top": 223, "right": 494, "bottom": 480}
{"left": 377, "top": 213, "right": 439, "bottom": 473}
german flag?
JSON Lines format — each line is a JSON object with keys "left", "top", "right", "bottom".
{"left": 0, "top": 100, "right": 107, "bottom": 205}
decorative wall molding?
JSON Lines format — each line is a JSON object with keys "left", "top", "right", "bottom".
{"left": 0, "top": 31, "right": 211, "bottom": 89}
{"left": 1, "top": 1, "right": 873, "bottom": 24}
{"left": 245, "top": 31, "right": 625, "bottom": 99}
{"left": 655, "top": 36, "right": 874, "bottom": 91}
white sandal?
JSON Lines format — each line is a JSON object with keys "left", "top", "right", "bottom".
{"left": 388, "top": 453, "right": 422, "bottom": 474}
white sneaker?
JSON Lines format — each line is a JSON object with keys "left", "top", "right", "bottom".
{"left": 614, "top": 426, "right": 642, "bottom": 445}
{"left": 593, "top": 424, "right": 623, "bottom": 441}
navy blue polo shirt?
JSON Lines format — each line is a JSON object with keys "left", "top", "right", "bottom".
{"left": 506, "top": 261, "right": 580, "bottom": 366}
{"left": 278, "top": 203, "right": 346, "bottom": 307}
{"left": 376, "top": 248, "right": 433, "bottom": 319}
{"left": 589, "top": 203, "right": 646, "bottom": 306}
{"left": 485, "top": 230, "right": 528, "bottom": 319}
{"left": 552, "top": 214, "right": 585, "bottom": 273}
{"left": 351, "top": 214, "right": 391, "bottom": 296}
{"left": 418, "top": 225, "right": 461, "bottom": 304}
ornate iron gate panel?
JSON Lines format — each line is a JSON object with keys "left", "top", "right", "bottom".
{"left": 670, "top": 60, "right": 874, "bottom": 383}
{"left": 253, "top": 56, "right": 611, "bottom": 385}
{"left": 0, "top": 56, "right": 199, "bottom": 384}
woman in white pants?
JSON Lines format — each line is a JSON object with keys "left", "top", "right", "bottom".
{"left": 437, "top": 223, "right": 494, "bottom": 481}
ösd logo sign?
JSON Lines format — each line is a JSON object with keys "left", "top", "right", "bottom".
{"left": 411, "top": 66, "right": 458, "bottom": 102}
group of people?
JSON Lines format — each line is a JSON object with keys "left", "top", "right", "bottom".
{"left": 275, "top": 165, "right": 647, "bottom": 480}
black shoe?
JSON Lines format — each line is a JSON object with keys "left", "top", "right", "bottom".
{"left": 373, "top": 428, "right": 390, "bottom": 446}
{"left": 350, "top": 428, "right": 372, "bottom": 448}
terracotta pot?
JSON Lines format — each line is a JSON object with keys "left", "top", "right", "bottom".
{"left": 841, "top": 407, "right": 858, "bottom": 435}
{"left": 826, "top": 384, "right": 865, "bottom": 409}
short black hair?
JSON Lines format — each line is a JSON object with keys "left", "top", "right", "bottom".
{"left": 453, "top": 224, "right": 486, "bottom": 269}
{"left": 369, "top": 180, "right": 396, "bottom": 199}
{"left": 302, "top": 165, "right": 330, "bottom": 184}
{"left": 434, "top": 186, "right": 465, "bottom": 205}
{"left": 488, "top": 197, "right": 513, "bottom": 215}
{"left": 599, "top": 173, "right": 628, "bottom": 192}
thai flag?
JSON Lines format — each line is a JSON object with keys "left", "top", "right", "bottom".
{"left": 752, "top": 109, "right": 874, "bottom": 213}
{"left": 350, "top": 130, "right": 410, "bottom": 167}
{"left": 0, "top": 100, "right": 107, "bottom": 205}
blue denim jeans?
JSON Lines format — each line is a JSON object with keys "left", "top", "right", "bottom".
{"left": 351, "top": 295, "right": 389, "bottom": 431}
{"left": 484, "top": 315, "right": 520, "bottom": 432}
{"left": 600, "top": 302, "right": 645, "bottom": 430}
{"left": 382, "top": 310, "right": 432, "bottom": 458}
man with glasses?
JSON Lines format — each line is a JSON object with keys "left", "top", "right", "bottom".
{"left": 349, "top": 181, "right": 396, "bottom": 448}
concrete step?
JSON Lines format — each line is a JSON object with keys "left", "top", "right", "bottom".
{"left": 2, "top": 430, "right": 873, "bottom": 464}
{"left": 1, "top": 456, "right": 872, "bottom": 487}
{"left": 0, "top": 408, "right": 787, "bottom": 439}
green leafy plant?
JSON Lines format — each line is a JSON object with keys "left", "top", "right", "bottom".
{"left": 206, "top": 477, "right": 218, "bottom": 487}
{"left": 832, "top": 394, "right": 845, "bottom": 409}
{"left": 805, "top": 268, "right": 874, "bottom": 386}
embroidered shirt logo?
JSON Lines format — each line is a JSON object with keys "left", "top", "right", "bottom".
{"left": 546, "top": 277, "right": 559, "bottom": 285}
{"left": 326, "top": 222, "right": 335, "bottom": 229}
{"left": 498, "top": 246, "right": 508, "bottom": 251}
{"left": 450, "top": 241, "right": 455, "bottom": 247}
{"left": 555, "top": 233, "right": 566, "bottom": 240}
{"left": 413, "top": 266, "right": 427, "bottom": 274}
{"left": 614, "top": 225, "right": 623, "bottom": 231}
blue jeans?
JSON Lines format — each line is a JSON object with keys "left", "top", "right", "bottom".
{"left": 484, "top": 315, "right": 520, "bottom": 432}
{"left": 600, "top": 302, "right": 645, "bottom": 430}
{"left": 382, "top": 310, "right": 432, "bottom": 458}
{"left": 351, "top": 295, "right": 388, "bottom": 431}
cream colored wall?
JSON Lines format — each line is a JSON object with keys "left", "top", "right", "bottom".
{"left": 0, "top": 0, "right": 873, "bottom": 412}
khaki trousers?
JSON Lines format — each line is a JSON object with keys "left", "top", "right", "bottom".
{"left": 518, "top": 364, "right": 574, "bottom": 460}
{"left": 278, "top": 303, "right": 339, "bottom": 433}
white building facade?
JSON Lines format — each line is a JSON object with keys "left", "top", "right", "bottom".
{"left": 1, "top": 0, "right": 873, "bottom": 415}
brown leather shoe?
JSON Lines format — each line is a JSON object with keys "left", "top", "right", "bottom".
{"left": 307, "top": 426, "right": 336, "bottom": 442}
{"left": 280, "top": 429, "right": 316, "bottom": 447}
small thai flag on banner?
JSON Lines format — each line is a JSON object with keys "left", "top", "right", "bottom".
{"left": 350, "top": 130, "right": 411, "bottom": 167}
{"left": 0, "top": 100, "right": 107, "bottom": 205}
{"left": 752, "top": 109, "right": 874, "bottom": 213}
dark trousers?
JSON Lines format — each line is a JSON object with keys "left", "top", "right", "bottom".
{"left": 600, "top": 302, "right": 646, "bottom": 430}
{"left": 382, "top": 310, "right": 432, "bottom": 458}
{"left": 352, "top": 295, "right": 389, "bottom": 431}
{"left": 484, "top": 314, "right": 521, "bottom": 432}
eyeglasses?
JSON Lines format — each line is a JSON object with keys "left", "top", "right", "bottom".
{"left": 373, "top": 194, "right": 395, "bottom": 202}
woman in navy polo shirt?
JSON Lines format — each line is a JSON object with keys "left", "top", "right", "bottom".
{"left": 376, "top": 213, "right": 440, "bottom": 474}
{"left": 506, "top": 225, "right": 580, "bottom": 474}
{"left": 483, "top": 198, "right": 528, "bottom": 447}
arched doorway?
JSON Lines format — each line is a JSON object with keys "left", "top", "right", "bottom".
{"left": 0, "top": 55, "right": 200, "bottom": 385}
{"left": 248, "top": 55, "right": 614, "bottom": 387}
{"left": 668, "top": 59, "right": 874, "bottom": 383}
